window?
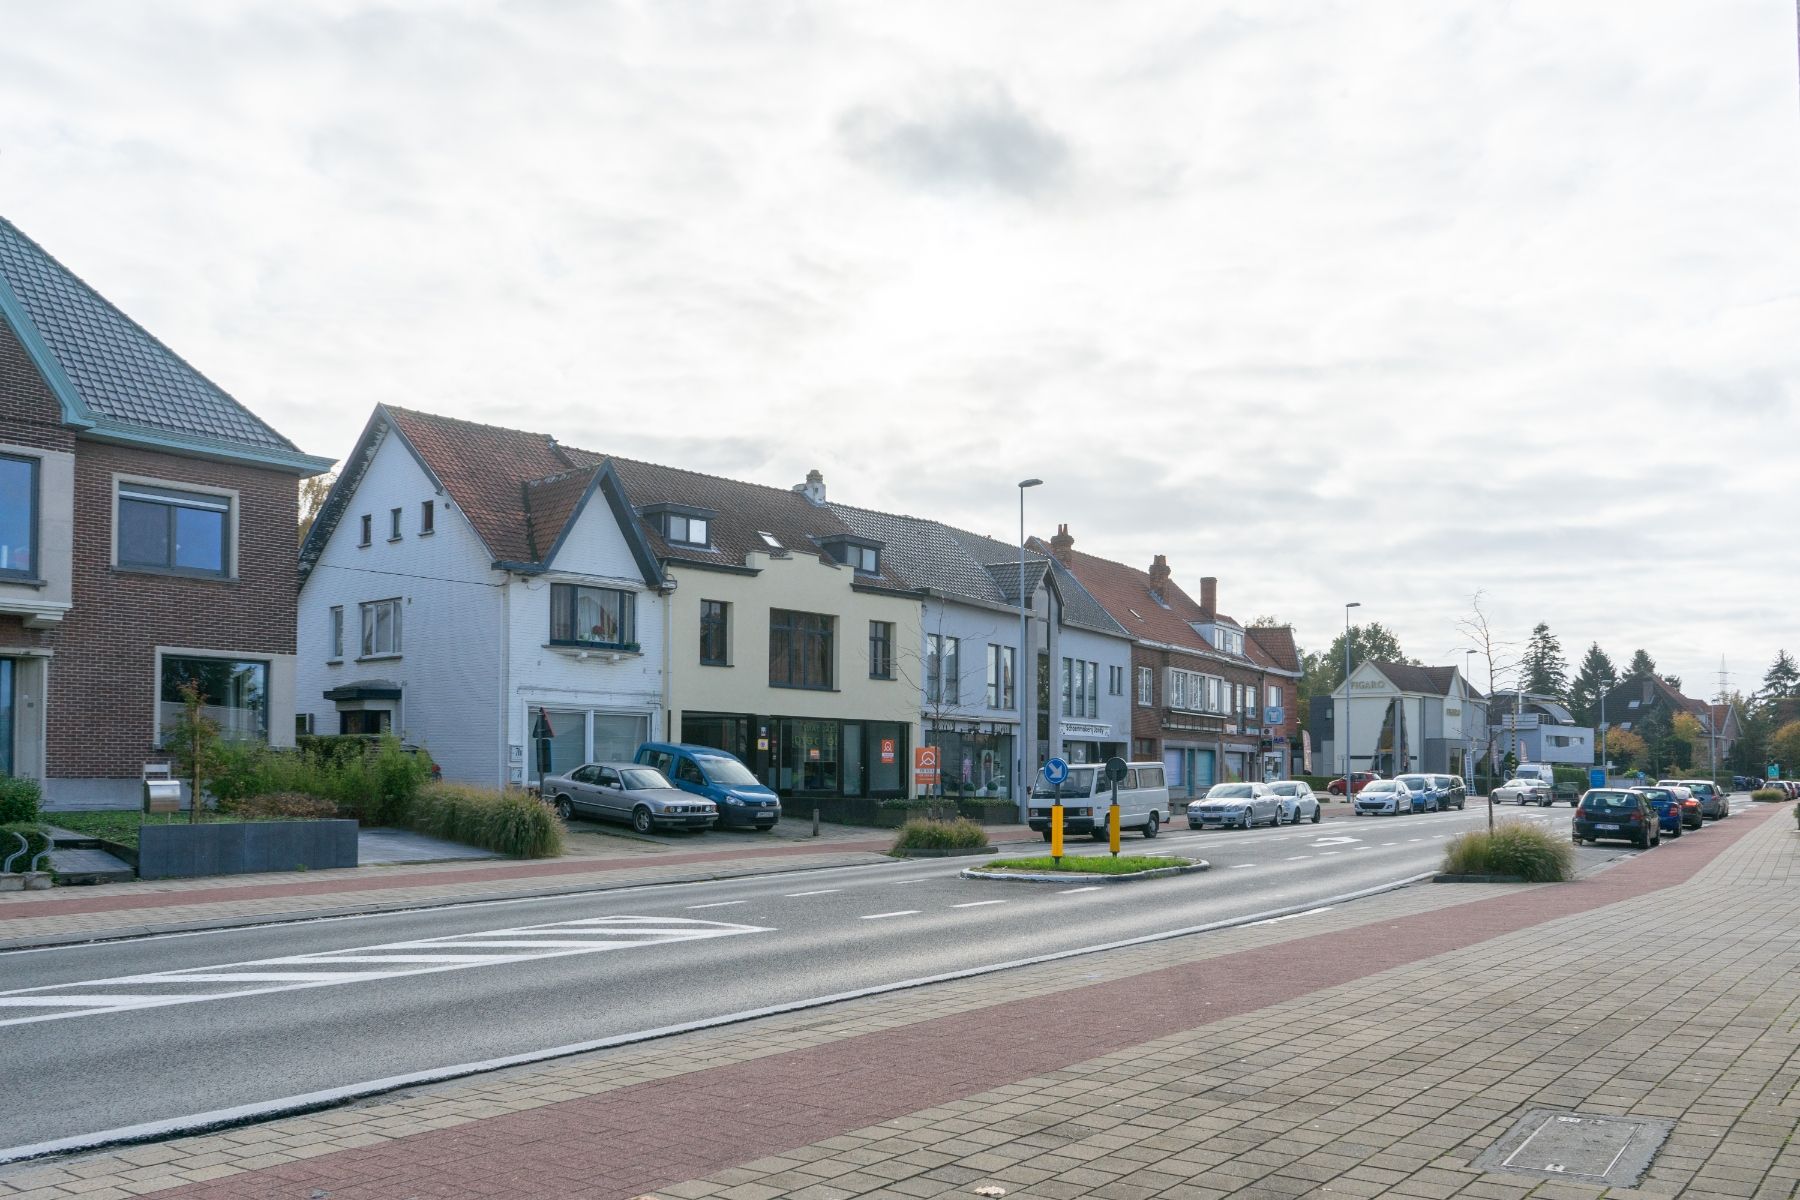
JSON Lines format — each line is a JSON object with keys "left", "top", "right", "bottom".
{"left": 359, "top": 514, "right": 372, "bottom": 546}
{"left": 340, "top": 710, "right": 390, "bottom": 735}
{"left": 296, "top": 713, "right": 314, "bottom": 736}
{"left": 1167, "top": 667, "right": 1225, "bottom": 713}
{"left": 0, "top": 453, "right": 38, "bottom": 578}
{"left": 1109, "top": 665, "right": 1123, "bottom": 696}
{"left": 420, "top": 500, "right": 435, "bottom": 535}
{"left": 1268, "top": 684, "right": 1282, "bottom": 708}
{"left": 117, "top": 482, "right": 230, "bottom": 576}
{"left": 1059, "top": 658, "right": 1097, "bottom": 717}
{"left": 927, "top": 634, "right": 960, "bottom": 704}
{"left": 770, "top": 609, "right": 834, "bottom": 690}
{"left": 664, "top": 513, "right": 709, "bottom": 547}
{"left": 1137, "top": 666, "right": 1153, "bottom": 706}
{"left": 987, "top": 644, "right": 1015, "bottom": 709}
{"left": 159, "top": 655, "right": 268, "bottom": 743}
{"left": 869, "top": 621, "right": 895, "bottom": 680}
{"left": 700, "top": 599, "right": 729, "bottom": 665}
{"left": 1084, "top": 662, "right": 1098, "bottom": 718}
{"left": 827, "top": 540, "right": 879, "bottom": 574}
{"left": 360, "top": 598, "right": 402, "bottom": 657}
{"left": 757, "top": 531, "right": 782, "bottom": 550}
{"left": 1209, "top": 626, "right": 1245, "bottom": 656}
{"left": 329, "top": 606, "right": 344, "bottom": 659}
{"left": 389, "top": 507, "right": 402, "bottom": 540}
{"left": 550, "top": 583, "right": 636, "bottom": 648}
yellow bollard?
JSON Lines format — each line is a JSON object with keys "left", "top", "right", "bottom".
{"left": 1109, "top": 803, "right": 1121, "bottom": 855}
{"left": 1050, "top": 804, "right": 1063, "bottom": 861}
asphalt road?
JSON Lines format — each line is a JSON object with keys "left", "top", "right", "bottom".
{"left": 0, "top": 797, "right": 1747, "bottom": 1159}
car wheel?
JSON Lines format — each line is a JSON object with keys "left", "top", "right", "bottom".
{"left": 1040, "top": 829, "right": 1052, "bottom": 843}
{"left": 1144, "top": 812, "right": 1160, "bottom": 839}
{"left": 553, "top": 795, "right": 573, "bottom": 821}
{"left": 632, "top": 806, "right": 654, "bottom": 835}
{"left": 1311, "top": 805, "right": 1322, "bottom": 824}
{"left": 1671, "top": 823, "right": 1681, "bottom": 838}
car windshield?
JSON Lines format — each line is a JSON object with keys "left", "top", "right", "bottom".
{"left": 1270, "top": 783, "right": 1301, "bottom": 796}
{"left": 698, "top": 756, "right": 759, "bottom": 786}
{"left": 1363, "top": 781, "right": 1400, "bottom": 793}
{"left": 1583, "top": 792, "right": 1637, "bottom": 809}
{"left": 620, "top": 768, "right": 672, "bottom": 791}
{"left": 1397, "top": 776, "right": 1428, "bottom": 788}
{"left": 1207, "top": 784, "right": 1253, "bottom": 799}
{"left": 1033, "top": 767, "right": 1097, "bottom": 797}
{"left": 1635, "top": 789, "right": 1673, "bottom": 803}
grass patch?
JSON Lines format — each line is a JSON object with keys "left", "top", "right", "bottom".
{"left": 1751, "top": 787, "right": 1787, "bottom": 802}
{"left": 1442, "top": 822, "right": 1575, "bottom": 882}
{"left": 980, "top": 854, "right": 1188, "bottom": 875}
{"left": 891, "top": 817, "right": 988, "bottom": 853}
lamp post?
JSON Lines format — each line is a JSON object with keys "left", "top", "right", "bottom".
{"left": 1016, "top": 478, "right": 1043, "bottom": 823}
{"left": 1343, "top": 602, "right": 1361, "bottom": 794}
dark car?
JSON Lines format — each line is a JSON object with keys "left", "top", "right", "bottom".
{"left": 1430, "top": 774, "right": 1468, "bottom": 810}
{"left": 541, "top": 762, "right": 718, "bottom": 834}
{"left": 1573, "top": 788, "right": 1661, "bottom": 849}
{"left": 1631, "top": 787, "right": 1685, "bottom": 839}
{"left": 1657, "top": 779, "right": 1726, "bottom": 820}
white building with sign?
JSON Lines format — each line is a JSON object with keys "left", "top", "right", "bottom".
{"left": 1326, "top": 661, "right": 1487, "bottom": 779}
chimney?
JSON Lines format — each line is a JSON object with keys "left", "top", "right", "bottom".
{"left": 792, "top": 468, "right": 826, "bottom": 506}
{"left": 1049, "top": 523, "right": 1074, "bottom": 567}
{"left": 1148, "top": 554, "right": 1171, "bottom": 600}
{"left": 1200, "top": 576, "right": 1217, "bottom": 620}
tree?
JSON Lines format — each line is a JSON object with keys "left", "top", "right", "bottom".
{"left": 1455, "top": 591, "right": 1520, "bottom": 775}
{"left": 1314, "top": 622, "right": 1415, "bottom": 696}
{"left": 1520, "top": 623, "right": 1569, "bottom": 699}
{"left": 1627, "top": 649, "right": 1657, "bottom": 678}
{"left": 1762, "top": 651, "right": 1800, "bottom": 699}
{"left": 1568, "top": 643, "right": 1617, "bottom": 729}
{"left": 1672, "top": 712, "right": 1705, "bottom": 765}
{"left": 1604, "top": 728, "right": 1647, "bottom": 772}
{"left": 1770, "top": 721, "right": 1800, "bottom": 778}
{"left": 1660, "top": 673, "right": 1682, "bottom": 692}
{"left": 164, "top": 680, "right": 224, "bottom": 824}
{"left": 298, "top": 471, "right": 337, "bottom": 546}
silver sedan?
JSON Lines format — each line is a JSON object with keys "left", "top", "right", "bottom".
{"left": 541, "top": 762, "right": 719, "bottom": 834}
{"left": 1187, "top": 782, "right": 1282, "bottom": 830}
{"left": 1267, "top": 780, "right": 1322, "bottom": 825}
{"left": 1492, "top": 777, "right": 1554, "bottom": 806}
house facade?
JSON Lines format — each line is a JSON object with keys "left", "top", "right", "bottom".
{"left": 1041, "top": 528, "right": 1302, "bottom": 800}
{"left": 1487, "top": 691, "right": 1595, "bottom": 767}
{"left": 0, "top": 217, "right": 331, "bottom": 806}
{"left": 1327, "top": 661, "right": 1488, "bottom": 778}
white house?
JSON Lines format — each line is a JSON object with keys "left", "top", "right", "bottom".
{"left": 1327, "top": 661, "right": 1488, "bottom": 779}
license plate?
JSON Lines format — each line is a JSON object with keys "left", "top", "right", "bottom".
{"left": 1597, "top": 823, "right": 1619, "bottom": 830}
{"left": 758, "top": 810, "right": 776, "bottom": 817}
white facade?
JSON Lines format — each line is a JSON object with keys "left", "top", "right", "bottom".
{"left": 1329, "top": 663, "right": 1487, "bottom": 778}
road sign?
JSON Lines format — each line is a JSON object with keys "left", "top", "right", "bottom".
{"left": 1043, "top": 757, "right": 1069, "bottom": 785}
{"left": 1104, "top": 756, "right": 1128, "bottom": 783}
{"left": 1589, "top": 768, "right": 1606, "bottom": 789}
{"left": 1770, "top": 764, "right": 1781, "bottom": 780}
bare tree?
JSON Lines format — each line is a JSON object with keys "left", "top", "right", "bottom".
{"left": 1455, "top": 590, "right": 1521, "bottom": 777}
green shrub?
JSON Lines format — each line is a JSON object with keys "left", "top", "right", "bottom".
{"left": 405, "top": 783, "right": 563, "bottom": 857}
{"left": 1551, "top": 765, "right": 1590, "bottom": 789}
{"left": 891, "top": 817, "right": 989, "bottom": 853}
{"left": 1442, "top": 822, "right": 1575, "bottom": 882}
{"left": 0, "top": 823, "right": 50, "bottom": 871}
{"left": 1751, "top": 787, "right": 1786, "bottom": 803}
{"left": 0, "top": 776, "right": 42, "bottom": 824}
{"left": 219, "top": 792, "right": 341, "bottom": 819}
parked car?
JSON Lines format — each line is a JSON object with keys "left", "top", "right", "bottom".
{"left": 1732, "top": 774, "right": 1757, "bottom": 791}
{"left": 1326, "top": 771, "right": 1383, "bottom": 796}
{"left": 1266, "top": 780, "right": 1322, "bottom": 825}
{"left": 1352, "top": 778, "right": 1412, "bottom": 816}
{"left": 1431, "top": 774, "right": 1469, "bottom": 810}
{"left": 1630, "top": 787, "right": 1685, "bottom": 839}
{"left": 1656, "top": 784, "right": 1704, "bottom": 828}
{"left": 1493, "top": 777, "right": 1554, "bottom": 806}
{"left": 1394, "top": 774, "right": 1441, "bottom": 813}
{"left": 1187, "top": 782, "right": 1282, "bottom": 830}
{"left": 1029, "top": 761, "right": 1170, "bottom": 840}
{"left": 1573, "top": 788, "right": 1661, "bottom": 849}
{"left": 1657, "top": 779, "right": 1727, "bottom": 820}
{"left": 541, "top": 762, "right": 718, "bottom": 833}
{"left": 634, "top": 742, "right": 782, "bottom": 830}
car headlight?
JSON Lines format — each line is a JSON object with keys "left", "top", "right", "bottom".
{"left": 724, "top": 796, "right": 743, "bottom": 806}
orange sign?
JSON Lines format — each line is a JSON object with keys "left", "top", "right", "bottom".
{"left": 880, "top": 737, "right": 896, "bottom": 765}
{"left": 913, "top": 745, "right": 941, "bottom": 788}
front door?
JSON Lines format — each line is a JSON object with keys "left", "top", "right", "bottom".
{"left": 0, "top": 659, "right": 13, "bottom": 777}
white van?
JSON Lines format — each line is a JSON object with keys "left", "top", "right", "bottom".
{"left": 1027, "top": 762, "right": 1171, "bottom": 841}
{"left": 1513, "top": 763, "right": 1557, "bottom": 787}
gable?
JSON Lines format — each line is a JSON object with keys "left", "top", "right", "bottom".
{"left": 546, "top": 472, "right": 649, "bottom": 582}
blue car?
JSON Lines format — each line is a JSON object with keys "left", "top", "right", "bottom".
{"left": 1631, "top": 787, "right": 1684, "bottom": 839}
{"left": 633, "top": 742, "right": 782, "bottom": 831}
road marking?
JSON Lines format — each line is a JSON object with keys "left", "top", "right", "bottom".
{"left": 1311, "top": 836, "right": 1358, "bottom": 846}
{"left": 1059, "top": 886, "right": 1102, "bottom": 894}
{"left": 1318, "top": 851, "right": 1340, "bottom": 856}
{"left": 860, "top": 910, "right": 920, "bottom": 920}
{"left": 1247, "top": 906, "right": 1336, "bottom": 928}
{"left": 783, "top": 889, "right": 841, "bottom": 897}
{"left": 893, "top": 878, "right": 935, "bottom": 885}
{"left": 1408, "top": 839, "right": 1423, "bottom": 843}
{"left": 0, "top": 916, "right": 769, "bottom": 1027}
{"left": 1228, "top": 863, "right": 1257, "bottom": 869}
{"left": 1285, "top": 855, "right": 1311, "bottom": 861}
{"left": 1381, "top": 842, "right": 1396, "bottom": 846}
{"left": 685, "top": 901, "right": 747, "bottom": 910}
{"left": 951, "top": 900, "right": 1007, "bottom": 909}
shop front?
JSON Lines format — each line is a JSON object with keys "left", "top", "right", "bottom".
{"left": 1159, "top": 742, "right": 1217, "bottom": 801}
{"left": 527, "top": 704, "right": 652, "bottom": 788}
{"left": 924, "top": 721, "right": 1016, "bottom": 801}
{"left": 681, "top": 710, "right": 910, "bottom": 800}
{"left": 1058, "top": 719, "right": 1125, "bottom": 768}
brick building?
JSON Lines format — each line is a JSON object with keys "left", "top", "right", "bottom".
{"left": 1035, "top": 527, "right": 1301, "bottom": 800}
{"left": 0, "top": 217, "right": 331, "bottom": 807}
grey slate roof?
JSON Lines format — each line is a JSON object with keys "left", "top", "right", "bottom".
{"left": 1372, "top": 662, "right": 1461, "bottom": 696}
{"left": 832, "top": 505, "right": 1009, "bottom": 606}
{"left": 0, "top": 217, "right": 308, "bottom": 458}
{"left": 1044, "top": 557, "right": 1131, "bottom": 638}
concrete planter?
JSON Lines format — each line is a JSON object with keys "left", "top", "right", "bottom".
{"left": 0, "top": 874, "right": 20, "bottom": 891}
{"left": 137, "top": 820, "right": 358, "bottom": 880}
{"left": 21, "top": 871, "right": 52, "bottom": 890}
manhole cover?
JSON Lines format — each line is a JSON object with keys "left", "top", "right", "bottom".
{"left": 1473, "top": 1109, "right": 1673, "bottom": 1187}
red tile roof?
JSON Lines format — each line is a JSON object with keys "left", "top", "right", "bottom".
{"left": 1246, "top": 624, "right": 1301, "bottom": 674}
{"left": 386, "top": 407, "right": 577, "bottom": 563}
{"left": 1042, "top": 542, "right": 1265, "bottom": 671}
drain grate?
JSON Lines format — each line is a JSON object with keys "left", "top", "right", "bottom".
{"left": 1474, "top": 1109, "right": 1674, "bottom": 1187}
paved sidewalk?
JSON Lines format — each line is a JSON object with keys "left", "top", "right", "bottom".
{"left": 2, "top": 804, "right": 1792, "bottom": 1200}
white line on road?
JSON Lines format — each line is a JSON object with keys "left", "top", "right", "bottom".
{"left": 951, "top": 901, "right": 1007, "bottom": 909}
{"left": 860, "top": 911, "right": 920, "bottom": 920}
{"left": 783, "top": 890, "right": 841, "bottom": 897}
{"left": 685, "top": 901, "right": 747, "bottom": 910}
{"left": 1228, "top": 863, "right": 1256, "bottom": 869}
{"left": 1059, "top": 886, "right": 1102, "bottom": 894}
{"left": 1285, "top": 855, "right": 1311, "bottom": 861}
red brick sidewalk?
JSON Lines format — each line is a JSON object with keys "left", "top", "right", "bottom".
{"left": 150, "top": 805, "right": 1777, "bottom": 1200}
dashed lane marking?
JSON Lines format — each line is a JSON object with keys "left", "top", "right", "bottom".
{"left": 684, "top": 901, "right": 748, "bottom": 910}
{"left": 1284, "top": 855, "right": 1311, "bottom": 861}
{"left": 859, "top": 911, "right": 920, "bottom": 920}
{"left": 783, "top": 889, "right": 841, "bottom": 897}
{"left": 1228, "top": 863, "right": 1257, "bottom": 869}
{"left": 951, "top": 900, "right": 1008, "bottom": 909}
{"left": 1059, "top": 886, "right": 1102, "bottom": 894}
{"left": 0, "top": 917, "right": 768, "bottom": 1027}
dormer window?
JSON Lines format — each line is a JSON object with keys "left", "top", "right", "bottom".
{"left": 639, "top": 503, "right": 715, "bottom": 549}
{"left": 1194, "top": 622, "right": 1245, "bottom": 656}
{"left": 821, "top": 535, "right": 881, "bottom": 576}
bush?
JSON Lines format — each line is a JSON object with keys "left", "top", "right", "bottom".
{"left": 405, "top": 783, "right": 564, "bottom": 857}
{"left": 1752, "top": 787, "right": 1787, "bottom": 803}
{"left": 1442, "top": 822, "right": 1575, "bottom": 882}
{"left": 218, "top": 792, "right": 341, "bottom": 819}
{"left": 1552, "top": 765, "right": 1590, "bottom": 790}
{"left": 0, "top": 822, "right": 50, "bottom": 872}
{"left": 203, "top": 736, "right": 432, "bottom": 826}
{"left": 891, "top": 817, "right": 989, "bottom": 852}
{"left": 0, "top": 775, "right": 42, "bottom": 824}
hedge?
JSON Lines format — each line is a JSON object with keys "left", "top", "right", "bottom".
{"left": 209, "top": 736, "right": 433, "bottom": 826}
{"left": 0, "top": 776, "right": 42, "bottom": 825}
{"left": 891, "top": 817, "right": 988, "bottom": 852}
{"left": 1751, "top": 787, "right": 1786, "bottom": 803}
{"left": 1443, "top": 822, "right": 1575, "bottom": 882}
{"left": 404, "top": 783, "right": 564, "bottom": 858}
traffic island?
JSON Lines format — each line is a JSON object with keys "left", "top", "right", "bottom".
{"left": 961, "top": 854, "right": 1208, "bottom": 883}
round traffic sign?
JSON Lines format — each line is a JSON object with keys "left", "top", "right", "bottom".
{"left": 1043, "top": 757, "right": 1069, "bottom": 785}
{"left": 1104, "top": 756, "right": 1129, "bottom": 782}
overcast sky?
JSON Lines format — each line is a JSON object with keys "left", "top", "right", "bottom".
{"left": 3, "top": 1, "right": 1796, "bottom": 699}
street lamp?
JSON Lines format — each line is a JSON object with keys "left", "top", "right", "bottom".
{"left": 1343, "top": 602, "right": 1361, "bottom": 792}
{"left": 1017, "top": 478, "right": 1043, "bottom": 822}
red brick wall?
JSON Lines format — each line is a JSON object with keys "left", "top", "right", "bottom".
{"left": 1130, "top": 646, "right": 1163, "bottom": 751}
{"left": 0, "top": 322, "right": 68, "bottom": 656}
{"left": 46, "top": 443, "right": 299, "bottom": 778}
